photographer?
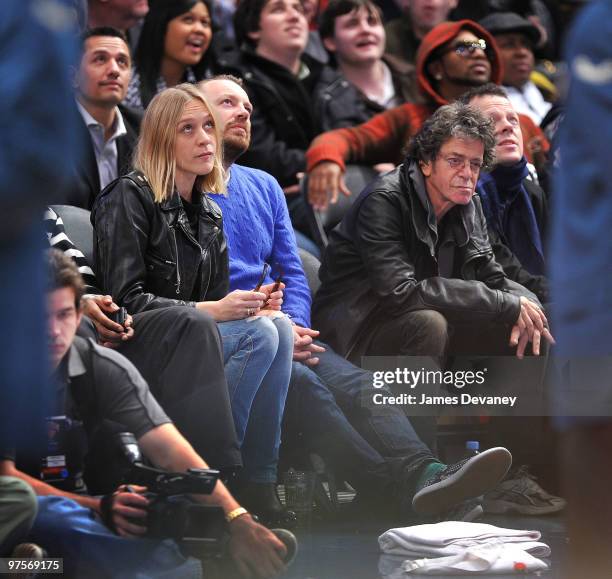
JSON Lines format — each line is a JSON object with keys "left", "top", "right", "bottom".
{"left": 0, "top": 250, "right": 286, "bottom": 578}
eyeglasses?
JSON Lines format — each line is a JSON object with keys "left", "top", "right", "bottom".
{"left": 442, "top": 156, "right": 483, "bottom": 173}
{"left": 445, "top": 38, "right": 488, "bottom": 57}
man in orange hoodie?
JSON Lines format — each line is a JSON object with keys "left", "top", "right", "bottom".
{"left": 305, "top": 19, "right": 548, "bottom": 210}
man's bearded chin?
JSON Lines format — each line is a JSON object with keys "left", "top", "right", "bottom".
{"left": 222, "top": 134, "right": 249, "bottom": 164}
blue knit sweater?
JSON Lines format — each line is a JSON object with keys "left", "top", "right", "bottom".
{"left": 213, "top": 164, "right": 312, "bottom": 327}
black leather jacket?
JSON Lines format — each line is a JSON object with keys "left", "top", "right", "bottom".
{"left": 92, "top": 171, "right": 228, "bottom": 314}
{"left": 312, "top": 159, "right": 539, "bottom": 358}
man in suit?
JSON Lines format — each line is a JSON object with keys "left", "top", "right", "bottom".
{"left": 66, "top": 27, "right": 140, "bottom": 209}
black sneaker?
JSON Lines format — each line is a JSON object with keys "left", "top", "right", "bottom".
{"left": 412, "top": 447, "right": 512, "bottom": 515}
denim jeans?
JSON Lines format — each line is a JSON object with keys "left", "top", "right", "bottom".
{"left": 30, "top": 497, "right": 202, "bottom": 579}
{"left": 218, "top": 315, "right": 293, "bottom": 483}
{"left": 284, "top": 340, "right": 437, "bottom": 514}
{"left": 293, "top": 230, "right": 321, "bottom": 259}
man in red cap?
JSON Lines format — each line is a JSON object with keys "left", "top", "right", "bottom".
{"left": 305, "top": 19, "right": 548, "bottom": 210}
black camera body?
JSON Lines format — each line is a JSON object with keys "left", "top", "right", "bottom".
{"left": 145, "top": 493, "right": 227, "bottom": 546}
{"left": 115, "top": 433, "right": 227, "bottom": 551}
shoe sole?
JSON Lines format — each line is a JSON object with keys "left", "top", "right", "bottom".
{"left": 412, "top": 447, "right": 512, "bottom": 515}
{"left": 483, "top": 498, "right": 566, "bottom": 515}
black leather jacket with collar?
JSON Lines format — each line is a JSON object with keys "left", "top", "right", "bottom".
{"left": 312, "top": 159, "right": 539, "bottom": 358}
{"left": 92, "top": 170, "right": 228, "bottom": 314}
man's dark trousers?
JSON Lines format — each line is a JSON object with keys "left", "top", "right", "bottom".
{"left": 283, "top": 341, "right": 437, "bottom": 515}
{"left": 110, "top": 306, "right": 242, "bottom": 470}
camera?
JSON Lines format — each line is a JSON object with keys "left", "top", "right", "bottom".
{"left": 115, "top": 433, "right": 227, "bottom": 551}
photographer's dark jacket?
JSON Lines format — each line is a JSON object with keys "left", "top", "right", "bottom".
{"left": 312, "top": 159, "right": 539, "bottom": 358}
{"left": 92, "top": 171, "right": 229, "bottom": 314}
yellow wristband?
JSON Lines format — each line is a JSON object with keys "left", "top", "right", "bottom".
{"left": 225, "top": 507, "right": 249, "bottom": 523}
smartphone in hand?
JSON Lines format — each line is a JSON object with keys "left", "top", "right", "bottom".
{"left": 253, "top": 263, "right": 270, "bottom": 292}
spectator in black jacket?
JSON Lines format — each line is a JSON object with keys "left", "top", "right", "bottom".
{"left": 312, "top": 102, "right": 553, "bottom": 362}
{"left": 318, "top": 0, "right": 421, "bottom": 114}
{"left": 66, "top": 27, "right": 141, "bottom": 209}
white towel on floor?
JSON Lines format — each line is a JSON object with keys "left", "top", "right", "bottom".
{"left": 379, "top": 521, "right": 550, "bottom": 559}
{"left": 399, "top": 543, "right": 549, "bottom": 575}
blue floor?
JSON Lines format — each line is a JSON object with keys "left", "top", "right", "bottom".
{"left": 282, "top": 513, "right": 566, "bottom": 578}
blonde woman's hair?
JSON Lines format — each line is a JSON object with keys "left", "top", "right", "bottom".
{"left": 134, "top": 83, "right": 225, "bottom": 202}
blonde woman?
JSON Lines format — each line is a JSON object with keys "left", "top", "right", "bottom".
{"left": 92, "top": 84, "right": 295, "bottom": 527}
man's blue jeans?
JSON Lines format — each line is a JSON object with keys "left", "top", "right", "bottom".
{"left": 218, "top": 315, "right": 293, "bottom": 483}
{"left": 284, "top": 340, "right": 436, "bottom": 514}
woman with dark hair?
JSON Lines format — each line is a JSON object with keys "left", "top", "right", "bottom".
{"left": 94, "top": 84, "right": 295, "bottom": 527}
{"left": 125, "top": 0, "right": 216, "bottom": 110}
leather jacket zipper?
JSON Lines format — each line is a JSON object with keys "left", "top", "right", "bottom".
{"left": 202, "top": 252, "right": 211, "bottom": 298}
{"left": 198, "top": 214, "right": 220, "bottom": 299}
{"left": 173, "top": 201, "right": 221, "bottom": 300}
{"left": 171, "top": 227, "right": 182, "bottom": 295}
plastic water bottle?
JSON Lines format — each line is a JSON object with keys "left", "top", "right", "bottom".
{"left": 465, "top": 440, "right": 480, "bottom": 458}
